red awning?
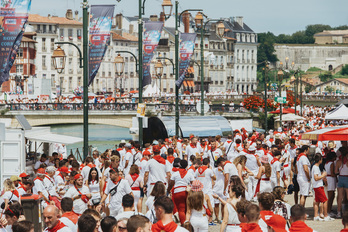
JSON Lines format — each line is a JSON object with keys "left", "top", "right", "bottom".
{"left": 270, "top": 108, "right": 298, "bottom": 114}
{"left": 301, "top": 126, "right": 348, "bottom": 141}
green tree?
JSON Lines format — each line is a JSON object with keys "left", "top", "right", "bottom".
{"left": 325, "top": 86, "right": 334, "bottom": 93}
{"left": 319, "top": 72, "right": 333, "bottom": 82}
{"left": 341, "top": 65, "right": 348, "bottom": 75}
{"left": 257, "top": 32, "right": 278, "bottom": 69}
{"left": 305, "top": 24, "right": 332, "bottom": 37}
{"left": 305, "top": 85, "right": 314, "bottom": 93}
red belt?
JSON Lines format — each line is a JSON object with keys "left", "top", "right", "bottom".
{"left": 227, "top": 224, "right": 240, "bottom": 226}
{"left": 262, "top": 178, "right": 270, "bottom": 181}
{"left": 327, "top": 175, "right": 334, "bottom": 177}
{"left": 131, "top": 187, "right": 140, "bottom": 191}
{"left": 284, "top": 164, "right": 289, "bottom": 167}
{"left": 173, "top": 185, "right": 186, "bottom": 190}
{"left": 340, "top": 175, "right": 348, "bottom": 177}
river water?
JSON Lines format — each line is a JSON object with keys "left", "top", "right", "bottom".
{"left": 50, "top": 124, "right": 132, "bottom": 154}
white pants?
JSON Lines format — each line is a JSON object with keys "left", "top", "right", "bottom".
{"left": 246, "top": 176, "right": 258, "bottom": 201}
{"left": 133, "top": 190, "right": 141, "bottom": 212}
{"left": 190, "top": 214, "right": 208, "bottom": 232}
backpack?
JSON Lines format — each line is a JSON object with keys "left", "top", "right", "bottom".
{"left": 271, "top": 201, "right": 288, "bottom": 220}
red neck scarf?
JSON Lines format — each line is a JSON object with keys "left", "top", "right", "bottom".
{"left": 270, "top": 158, "right": 279, "bottom": 165}
{"left": 241, "top": 223, "right": 262, "bottom": 232}
{"left": 297, "top": 153, "right": 307, "bottom": 161}
{"left": 172, "top": 167, "right": 180, "bottom": 172}
{"left": 117, "top": 148, "right": 123, "bottom": 151}
{"left": 153, "top": 155, "right": 166, "bottom": 165}
{"left": 58, "top": 173, "right": 64, "bottom": 180}
{"left": 151, "top": 220, "right": 178, "bottom": 232}
{"left": 178, "top": 168, "right": 187, "bottom": 178}
{"left": 223, "top": 161, "right": 232, "bottom": 168}
{"left": 189, "top": 166, "right": 196, "bottom": 172}
{"left": 140, "top": 157, "right": 148, "bottom": 162}
{"left": 34, "top": 176, "right": 43, "bottom": 182}
{"left": 12, "top": 189, "right": 19, "bottom": 198}
{"left": 61, "top": 211, "right": 79, "bottom": 224}
{"left": 341, "top": 229, "right": 348, "bottom": 232}
{"left": 226, "top": 140, "right": 232, "bottom": 144}
{"left": 112, "top": 177, "right": 122, "bottom": 185}
{"left": 130, "top": 174, "right": 139, "bottom": 182}
{"left": 47, "top": 221, "right": 67, "bottom": 232}
{"left": 289, "top": 221, "right": 313, "bottom": 232}
{"left": 167, "top": 156, "right": 175, "bottom": 164}
{"left": 190, "top": 143, "right": 196, "bottom": 149}
{"left": 198, "top": 166, "right": 208, "bottom": 175}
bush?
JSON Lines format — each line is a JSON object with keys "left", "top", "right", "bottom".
{"left": 307, "top": 67, "right": 322, "bottom": 72}
{"left": 341, "top": 65, "right": 348, "bottom": 76}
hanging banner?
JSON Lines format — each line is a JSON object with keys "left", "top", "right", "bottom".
{"left": 0, "top": 0, "right": 31, "bottom": 87}
{"left": 88, "top": 5, "right": 115, "bottom": 86}
{"left": 175, "top": 33, "right": 196, "bottom": 88}
{"left": 142, "top": 21, "right": 163, "bottom": 87}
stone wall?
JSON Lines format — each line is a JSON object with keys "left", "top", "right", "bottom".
{"left": 274, "top": 44, "right": 348, "bottom": 71}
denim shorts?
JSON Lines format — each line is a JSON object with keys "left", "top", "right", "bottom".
{"left": 338, "top": 176, "right": 348, "bottom": 188}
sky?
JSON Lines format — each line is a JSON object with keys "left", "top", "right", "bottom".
{"left": 31, "top": 0, "right": 348, "bottom": 35}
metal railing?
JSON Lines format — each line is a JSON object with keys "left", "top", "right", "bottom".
{"left": 1, "top": 103, "right": 245, "bottom": 113}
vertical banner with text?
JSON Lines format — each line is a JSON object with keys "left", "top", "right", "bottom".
{"left": 0, "top": 0, "right": 31, "bottom": 87}
{"left": 88, "top": 5, "right": 115, "bottom": 86}
{"left": 175, "top": 33, "right": 196, "bottom": 88}
{"left": 142, "top": 21, "right": 163, "bottom": 87}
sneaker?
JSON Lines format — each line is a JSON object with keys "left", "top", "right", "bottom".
{"left": 313, "top": 216, "right": 324, "bottom": 221}
{"left": 208, "top": 222, "right": 217, "bottom": 226}
{"left": 328, "top": 212, "right": 336, "bottom": 218}
{"left": 323, "top": 216, "right": 335, "bottom": 221}
{"left": 213, "top": 219, "right": 219, "bottom": 224}
{"left": 337, "top": 212, "right": 342, "bottom": 219}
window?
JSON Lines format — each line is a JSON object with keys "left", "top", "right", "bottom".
{"left": 17, "top": 48, "right": 23, "bottom": 58}
{"left": 78, "top": 77, "right": 82, "bottom": 86}
{"left": 51, "top": 74, "right": 55, "bottom": 87}
{"left": 43, "top": 74, "right": 47, "bottom": 79}
{"left": 51, "top": 38, "right": 55, "bottom": 52}
{"left": 77, "top": 29, "right": 81, "bottom": 39}
{"left": 49, "top": 25, "right": 52, "bottom": 33}
{"left": 16, "top": 65, "right": 23, "bottom": 73}
{"left": 42, "top": 55, "right": 46, "bottom": 67}
{"left": 43, "top": 25, "right": 47, "bottom": 33}
{"left": 60, "top": 28, "right": 64, "bottom": 38}
{"left": 68, "top": 29, "right": 73, "bottom": 37}
{"left": 69, "top": 77, "right": 73, "bottom": 91}
{"left": 42, "top": 38, "right": 46, "bottom": 51}
{"left": 37, "top": 25, "right": 41, "bottom": 32}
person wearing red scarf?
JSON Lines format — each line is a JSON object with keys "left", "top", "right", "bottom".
{"left": 43, "top": 205, "right": 71, "bottom": 232}
{"left": 258, "top": 192, "right": 276, "bottom": 231}
{"left": 143, "top": 145, "right": 171, "bottom": 198}
{"left": 289, "top": 204, "right": 316, "bottom": 232}
{"left": 151, "top": 196, "right": 188, "bottom": 232}
{"left": 167, "top": 160, "right": 194, "bottom": 224}
{"left": 296, "top": 145, "right": 311, "bottom": 208}
{"left": 270, "top": 151, "right": 282, "bottom": 189}
{"left": 185, "top": 137, "right": 201, "bottom": 164}
{"left": 59, "top": 198, "right": 78, "bottom": 231}
{"left": 241, "top": 204, "right": 262, "bottom": 232}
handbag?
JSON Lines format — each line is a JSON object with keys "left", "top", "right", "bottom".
{"left": 203, "top": 205, "right": 212, "bottom": 217}
{"left": 1, "top": 191, "right": 14, "bottom": 209}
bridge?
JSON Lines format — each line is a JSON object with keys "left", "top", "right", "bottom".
{"left": 0, "top": 103, "right": 259, "bottom": 128}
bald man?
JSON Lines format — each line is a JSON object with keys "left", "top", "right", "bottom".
{"left": 43, "top": 205, "right": 72, "bottom": 232}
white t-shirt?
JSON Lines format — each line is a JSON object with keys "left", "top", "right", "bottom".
{"left": 59, "top": 218, "right": 77, "bottom": 232}
{"left": 139, "top": 159, "right": 148, "bottom": 178}
{"left": 224, "top": 162, "right": 238, "bottom": 179}
{"left": 206, "top": 149, "right": 223, "bottom": 168}
{"left": 43, "top": 225, "right": 72, "bottom": 232}
{"left": 213, "top": 168, "right": 225, "bottom": 194}
{"left": 186, "top": 145, "right": 200, "bottom": 160}
{"left": 34, "top": 160, "right": 49, "bottom": 169}
{"left": 297, "top": 155, "right": 310, "bottom": 181}
{"left": 81, "top": 166, "right": 91, "bottom": 182}
{"left": 245, "top": 153, "right": 259, "bottom": 174}
{"left": 2, "top": 191, "right": 20, "bottom": 202}
{"left": 271, "top": 160, "right": 281, "bottom": 181}
{"left": 44, "top": 176, "right": 57, "bottom": 197}
{"left": 104, "top": 179, "right": 132, "bottom": 212}
{"left": 123, "top": 152, "right": 133, "bottom": 175}
{"left": 64, "top": 185, "right": 90, "bottom": 215}
{"left": 170, "top": 171, "right": 194, "bottom": 193}
{"left": 195, "top": 167, "right": 214, "bottom": 194}
{"left": 115, "top": 211, "right": 144, "bottom": 221}
{"left": 311, "top": 165, "right": 323, "bottom": 188}
{"left": 33, "top": 178, "right": 49, "bottom": 200}
{"left": 144, "top": 159, "right": 170, "bottom": 185}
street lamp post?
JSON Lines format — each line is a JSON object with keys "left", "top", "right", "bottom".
{"left": 154, "top": 60, "right": 164, "bottom": 93}
{"left": 172, "top": 2, "right": 202, "bottom": 136}
{"left": 264, "top": 66, "right": 268, "bottom": 132}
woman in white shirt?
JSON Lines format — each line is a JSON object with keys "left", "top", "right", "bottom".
{"left": 1, "top": 179, "right": 20, "bottom": 211}
{"left": 125, "top": 165, "right": 144, "bottom": 213}
{"left": 85, "top": 167, "right": 101, "bottom": 209}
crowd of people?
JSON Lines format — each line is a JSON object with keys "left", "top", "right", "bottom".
{"left": 1, "top": 105, "right": 348, "bottom": 232}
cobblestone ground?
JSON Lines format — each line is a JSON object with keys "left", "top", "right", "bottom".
{"left": 142, "top": 194, "right": 342, "bottom": 232}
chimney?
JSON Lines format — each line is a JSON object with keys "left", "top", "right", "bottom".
{"left": 66, "top": 9, "right": 73, "bottom": 20}
{"left": 235, "top": 16, "right": 243, "bottom": 28}
{"left": 48, "top": 14, "right": 51, "bottom": 20}
{"left": 160, "top": 12, "right": 165, "bottom": 23}
{"left": 150, "top": 15, "right": 158, "bottom": 21}
{"left": 74, "top": 10, "right": 79, "bottom": 21}
{"left": 129, "top": 24, "right": 134, "bottom": 34}
{"left": 182, "top": 11, "right": 190, "bottom": 33}
{"left": 116, "top": 14, "right": 123, "bottom": 30}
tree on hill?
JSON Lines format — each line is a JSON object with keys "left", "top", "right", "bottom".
{"left": 341, "top": 65, "right": 348, "bottom": 75}
{"left": 257, "top": 32, "right": 278, "bottom": 69}
{"left": 305, "top": 24, "right": 332, "bottom": 37}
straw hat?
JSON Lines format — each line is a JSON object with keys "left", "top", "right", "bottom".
{"left": 191, "top": 180, "right": 204, "bottom": 192}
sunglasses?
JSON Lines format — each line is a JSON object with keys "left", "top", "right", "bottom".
{"left": 118, "top": 226, "right": 127, "bottom": 231}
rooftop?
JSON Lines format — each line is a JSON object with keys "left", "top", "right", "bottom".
{"left": 314, "top": 30, "right": 348, "bottom": 37}
{"left": 28, "top": 14, "right": 82, "bottom": 25}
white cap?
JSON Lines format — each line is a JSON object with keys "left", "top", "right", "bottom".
{"left": 121, "top": 140, "right": 126, "bottom": 143}
{"left": 125, "top": 143, "right": 132, "bottom": 148}
{"left": 46, "top": 166, "right": 56, "bottom": 173}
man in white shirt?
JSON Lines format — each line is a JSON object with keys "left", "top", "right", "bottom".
{"left": 270, "top": 151, "right": 282, "bottom": 189}
{"left": 34, "top": 154, "right": 49, "bottom": 171}
{"left": 44, "top": 166, "right": 61, "bottom": 208}
{"left": 100, "top": 168, "right": 133, "bottom": 217}
{"left": 81, "top": 157, "right": 94, "bottom": 182}
{"left": 144, "top": 145, "right": 171, "bottom": 197}
{"left": 245, "top": 144, "right": 261, "bottom": 201}
{"left": 205, "top": 141, "right": 222, "bottom": 168}
{"left": 296, "top": 145, "right": 311, "bottom": 208}
{"left": 115, "top": 194, "right": 144, "bottom": 221}
{"left": 43, "top": 205, "right": 72, "bottom": 232}
{"left": 195, "top": 158, "right": 216, "bottom": 209}
{"left": 33, "top": 168, "right": 52, "bottom": 208}
{"left": 185, "top": 137, "right": 201, "bottom": 163}
{"left": 123, "top": 143, "right": 133, "bottom": 176}
{"left": 59, "top": 198, "right": 78, "bottom": 232}
{"left": 64, "top": 174, "right": 91, "bottom": 215}
{"left": 216, "top": 157, "right": 237, "bottom": 195}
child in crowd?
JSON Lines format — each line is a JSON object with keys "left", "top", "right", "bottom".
{"left": 311, "top": 154, "right": 334, "bottom": 221}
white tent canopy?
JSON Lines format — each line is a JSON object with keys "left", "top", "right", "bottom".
{"left": 325, "top": 104, "right": 348, "bottom": 121}
{"left": 274, "top": 113, "right": 305, "bottom": 122}
{"left": 143, "top": 83, "right": 160, "bottom": 97}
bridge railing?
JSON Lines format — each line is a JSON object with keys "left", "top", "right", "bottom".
{"left": 0, "top": 103, "right": 245, "bottom": 113}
